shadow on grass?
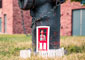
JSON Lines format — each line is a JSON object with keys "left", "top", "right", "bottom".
{"left": 64, "top": 44, "right": 85, "bottom": 55}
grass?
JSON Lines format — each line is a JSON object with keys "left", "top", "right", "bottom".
{"left": 0, "top": 34, "right": 85, "bottom": 60}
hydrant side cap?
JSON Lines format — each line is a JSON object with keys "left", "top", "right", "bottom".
{"left": 18, "top": 0, "right": 34, "bottom": 10}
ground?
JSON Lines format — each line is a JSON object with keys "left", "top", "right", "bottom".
{"left": 0, "top": 34, "right": 85, "bottom": 60}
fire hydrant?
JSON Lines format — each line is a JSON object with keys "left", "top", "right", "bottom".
{"left": 18, "top": 0, "right": 65, "bottom": 52}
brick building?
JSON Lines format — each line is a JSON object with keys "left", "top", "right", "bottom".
{"left": 0, "top": 0, "right": 85, "bottom": 36}
{"left": 0, "top": 0, "right": 32, "bottom": 34}
{"left": 61, "top": 0, "right": 85, "bottom": 36}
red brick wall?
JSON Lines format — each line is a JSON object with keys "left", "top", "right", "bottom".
{"left": 0, "top": 9, "right": 2, "bottom": 17}
{"left": 13, "top": 0, "right": 85, "bottom": 35}
{"left": 13, "top": 0, "right": 32, "bottom": 34}
{"left": 60, "top": 0, "right": 85, "bottom": 36}
{"left": 2, "top": 0, "right": 13, "bottom": 34}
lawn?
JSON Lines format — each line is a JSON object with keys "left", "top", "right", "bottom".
{"left": 0, "top": 34, "right": 85, "bottom": 60}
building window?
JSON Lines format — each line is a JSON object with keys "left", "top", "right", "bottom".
{"left": 4, "top": 14, "right": 7, "bottom": 33}
{"left": 0, "top": 0, "right": 2, "bottom": 8}
{"left": 72, "top": 9, "right": 85, "bottom": 36}
{"left": 0, "top": 18, "right": 2, "bottom": 32}
{"left": 81, "top": 0, "right": 85, "bottom": 4}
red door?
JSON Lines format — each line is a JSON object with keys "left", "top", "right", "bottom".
{"left": 36, "top": 26, "right": 50, "bottom": 52}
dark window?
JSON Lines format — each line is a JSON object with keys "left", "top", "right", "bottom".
{"left": 4, "top": 14, "right": 7, "bottom": 33}
{"left": 0, "top": 0, "right": 2, "bottom": 8}
{"left": 81, "top": 0, "right": 85, "bottom": 4}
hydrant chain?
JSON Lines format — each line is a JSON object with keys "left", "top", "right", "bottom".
{"left": 31, "top": 4, "right": 60, "bottom": 27}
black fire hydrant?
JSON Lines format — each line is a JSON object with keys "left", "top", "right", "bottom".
{"left": 18, "top": 0, "right": 65, "bottom": 51}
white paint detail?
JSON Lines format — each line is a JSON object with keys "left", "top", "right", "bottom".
{"left": 20, "top": 50, "right": 31, "bottom": 58}
{"left": 39, "top": 47, "right": 64, "bottom": 57}
{"left": 40, "top": 43, "right": 42, "bottom": 49}
{"left": 43, "top": 43, "right": 46, "bottom": 50}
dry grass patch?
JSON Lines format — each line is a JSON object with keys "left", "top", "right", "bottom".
{"left": 0, "top": 35, "right": 85, "bottom": 60}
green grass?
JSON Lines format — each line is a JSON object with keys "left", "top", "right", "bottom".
{"left": 0, "top": 34, "right": 32, "bottom": 60}
{"left": 0, "top": 34, "right": 85, "bottom": 60}
{"left": 0, "top": 34, "right": 32, "bottom": 42}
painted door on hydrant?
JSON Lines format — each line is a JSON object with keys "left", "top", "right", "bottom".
{"left": 36, "top": 26, "right": 50, "bottom": 52}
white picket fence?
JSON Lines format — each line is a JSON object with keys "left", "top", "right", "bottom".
{"left": 39, "top": 47, "right": 64, "bottom": 57}
{"left": 20, "top": 48, "right": 64, "bottom": 58}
